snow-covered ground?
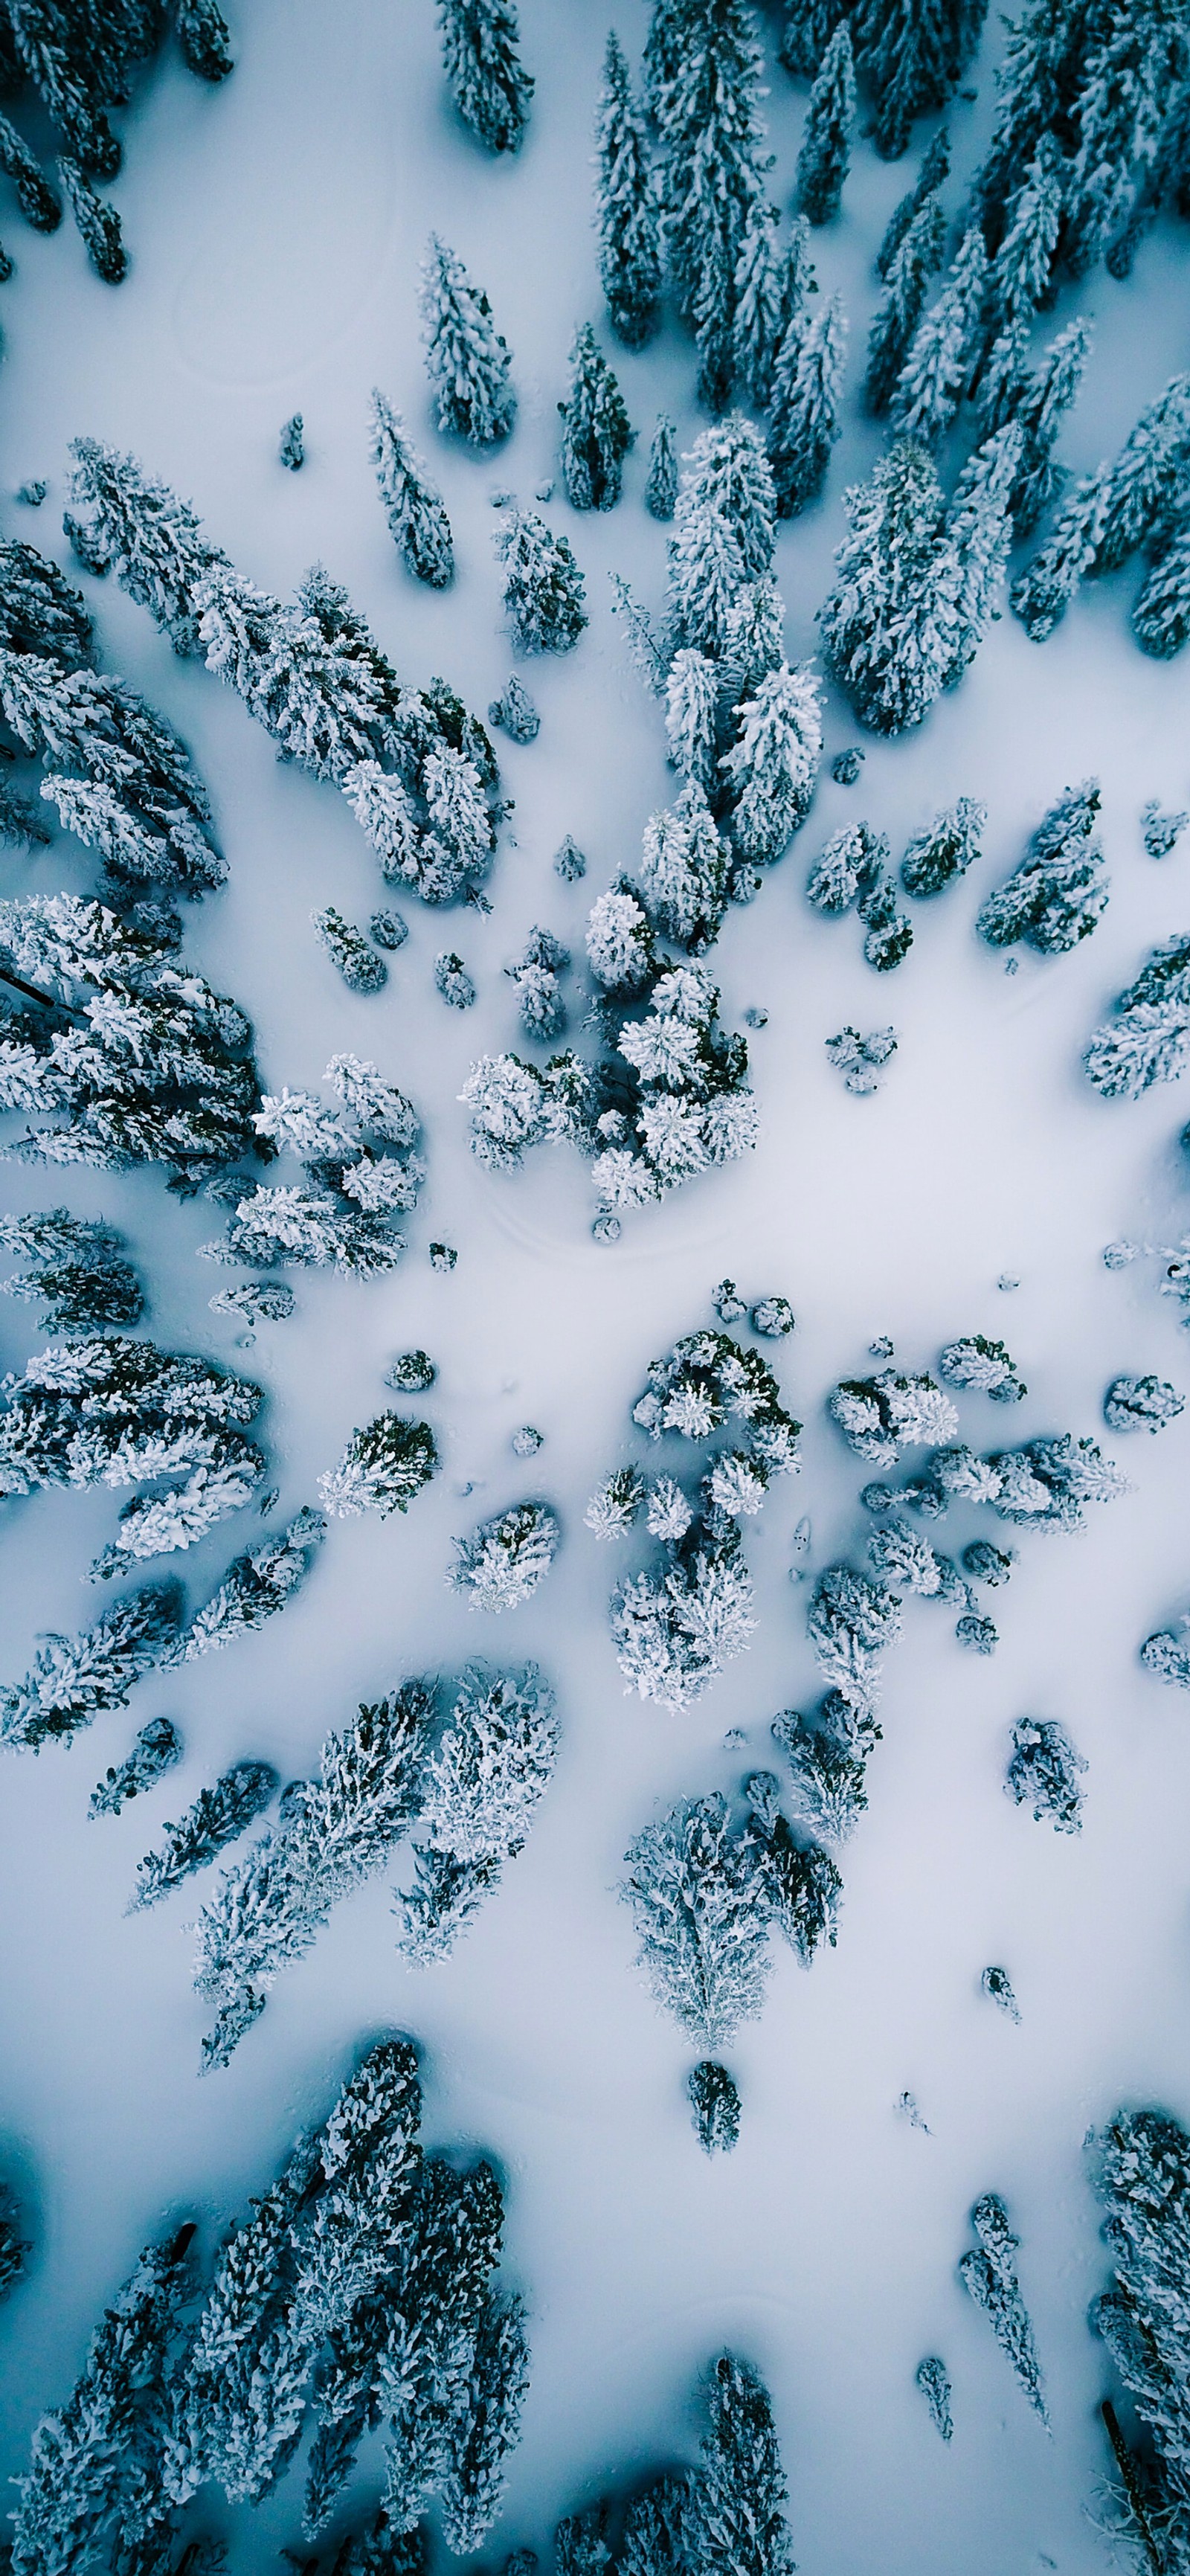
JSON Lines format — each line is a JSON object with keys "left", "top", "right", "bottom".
{"left": 2, "top": 3, "right": 1190, "bottom": 2566}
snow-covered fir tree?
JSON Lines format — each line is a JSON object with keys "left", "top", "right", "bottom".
{"left": 746, "top": 1770, "right": 840, "bottom": 1966}
{"left": 1010, "top": 460, "right": 1111, "bottom": 642}
{"left": 320, "top": 1416, "right": 440, "bottom": 1520}
{"left": 620, "top": 1795, "right": 774, "bottom": 2048}
{"left": 0, "top": 114, "right": 62, "bottom": 232}
{"left": 863, "top": 196, "right": 946, "bottom": 413}
{"left": 129, "top": 1757, "right": 279, "bottom": 1909}
{"left": 58, "top": 157, "right": 126, "bottom": 280}
{"left": 594, "top": 34, "right": 661, "bottom": 349}
{"left": 0, "top": 1334, "right": 264, "bottom": 1581}
{"left": 959, "top": 2192, "right": 1048, "bottom": 2421}
{"left": 451, "top": 1501, "right": 561, "bottom": 1613}
{"left": 313, "top": 907, "right": 388, "bottom": 994}
{"left": 1085, "top": 934, "right": 1190, "bottom": 1097}
{"left": 506, "top": 925, "right": 569, "bottom": 1038}
{"left": 1007, "top": 317, "right": 1093, "bottom": 533}
{"left": 196, "top": 1682, "right": 435, "bottom": 2066}
{"left": 807, "top": 1564, "right": 903, "bottom": 1732}
{"left": 939, "top": 1334, "right": 1026, "bottom": 1402}
{"left": 1104, "top": 1372, "right": 1185, "bottom": 1434}
{"left": 900, "top": 795, "right": 985, "bottom": 897}
{"left": 876, "top": 125, "right": 949, "bottom": 275}
{"left": 1090, "top": 2107, "right": 1190, "bottom": 2566}
{"left": 685, "top": 2351, "right": 798, "bottom": 2576}
{"left": 663, "top": 649, "right": 721, "bottom": 797}
{"left": 891, "top": 225, "right": 988, "bottom": 444}
{"left": 1092, "top": 371, "right": 1190, "bottom": 579}
{"left": 0, "top": 1206, "right": 143, "bottom": 1331}
{"left": 89, "top": 1712, "right": 181, "bottom": 1819}
{"left": 489, "top": 672, "right": 540, "bottom": 742}
{"left": 674, "top": 412, "right": 776, "bottom": 591}
{"left": 396, "top": 1663, "right": 559, "bottom": 1960}
{"left": 768, "top": 292, "right": 847, "bottom": 518}
{"left": 1006, "top": 1715, "right": 1086, "bottom": 1832}
{"left": 771, "top": 1706, "right": 869, "bottom": 1842}
{"left": 794, "top": 23, "right": 855, "bottom": 225}
{"left": 719, "top": 662, "right": 823, "bottom": 867}
{"left": 988, "top": 135, "right": 1063, "bottom": 327}
{"left": 559, "top": 325, "right": 634, "bottom": 511}
{"left": 163, "top": 1507, "right": 325, "bottom": 1666}
{"left": 437, "top": 0, "right": 533, "bottom": 152}
{"left": 637, "top": 780, "right": 730, "bottom": 949}
{"left": 916, "top": 2357, "right": 953, "bottom": 2440}
{"left": 824, "top": 1023, "right": 898, "bottom": 1093}
{"left": 645, "top": 413, "right": 678, "bottom": 519}
{"left": 855, "top": 0, "right": 959, "bottom": 159}
{"left": 419, "top": 235, "right": 517, "bottom": 443}
{"left": 65, "top": 436, "right": 229, "bottom": 655}
{"left": 496, "top": 510, "right": 588, "bottom": 651}
{"left": 731, "top": 199, "right": 785, "bottom": 411}
{"left": 434, "top": 950, "right": 477, "bottom": 1009}
{"left": 977, "top": 780, "right": 1107, "bottom": 954}
{"left": 1133, "top": 511, "right": 1190, "bottom": 659}
{"left": 369, "top": 391, "right": 454, "bottom": 588}
{"left": 818, "top": 439, "right": 953, "bottom": 733}
{"left": 654, "top": 0, "right": 768, "bottom": 411}
{"left": 1, "top": 1579, "right": 181, "bottom": 1752}
{"left": 829, "top": 1366, "right": 958, "bottom": 1465}
{"left": 689, "top": 2060, "right": 742, "bottom": 2154}
{"left": 807, "top": 818, "right": 890, "bottom": 917}
{"left": 177, "top": 0, "right": 235, "bottom": 80}
{"left": 939, "top": 421, "right": 1023, "bottom": 686}
{"left": 585, "top": 1465, "right": 647, "bottom": 1539}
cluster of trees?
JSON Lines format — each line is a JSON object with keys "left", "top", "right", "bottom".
{"left": 195, "top": 1663, "right": 558, "bottom": 2066}
{"left": 829, "top": 1364, "right": 959, "bottom": 1465}
{"left": 199, "top": 1054, "right": 424, "bottom": 1280}
{"left": 0, "top": 1205, "right": 144, "bottom": 1330}
{"left": 9, "top": 2039, "right": 529, "bottom": 2570}
{"left": 808, "top": 797, "right": 988, "bottom": 971}
{"left": 857, "top": 1427, "right": 1126, "bottom": 1533}
{"left": 64, "top": 441, "right": 504, "bottom": 905}
{"left": 1013, "top": 368, "right": 1190, "bottom": 657}
{"left": 586, "top": 1325, "right": 800, "bottom": 1706}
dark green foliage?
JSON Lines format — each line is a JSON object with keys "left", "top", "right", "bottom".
{"left": 853, "top": 0, "right": 953, "bottom": 160}
{"left": 688, "top": 2060, "right": 741, "bottom": 2153}
{"left": 419, "top": 237, "right": 516, "bottom": 446}
{"left": 89, "top": 1712, "right": 181, "bottom": 1817}
{"left": 977, "top": 781, "right": 1107, "bottom": 954}
{"left": 279, "top": 414, "right": 305, "bottom": 471}
{"left": 686, "top": 2351, "right": 797, "bottom": 2576}
{"left": 559, "top": 325, "right": 633, "bottom": 511}
{"left": 0, "top": 539, "right": 93, "bottom": 667}
{"left": 0, "top": 1207, "right": 144, "bottom": 1330}
{"left": 747, "top": 1770, "right": 840, "bottom": 1964}
{"left": 176, "top": 0, "right": 234, "bottom": 81}
{"left": 59, "top": 158, "right": 126, "bottom": 280}
{"left": 781, "top": 0, "right": 848, "bottom": 79}
{"left": 956, "top": 1610, "right": 997, "bottom": 1653}
{"left": 901, "top": 796, "right": 985, "bottom": 898}
{"left": 794, "top": 22, "right": 855, "bottom": 224}
{"left": 129, "top": 1757, "right": 279, "bottom": 1907}
{"left": 645, "top": 414, "right": 678, "bottom": 520}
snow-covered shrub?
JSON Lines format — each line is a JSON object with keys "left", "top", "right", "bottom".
{"left": 1005, "top": 1716, "right": 1086, "bottom": 1832}
{"left": 963, "top": 1540, "right": 1015, "bottom": 1585}
{"left": 129, "top": 1758, "right": 279, "bottom": 1909}
{"left": 585, "top": 1466, "right": 646, "bottom": 1540}
{"left": 1104, "top": 1373, "right": 1184, "bottom": 1433}
{"left": 977, "top": 783, "right": 1107, "bottom": 955}
{"left": 489, "top": 674, "right": 539, "bottom": 742}
{"left": 396, "top": 1663, "right": 559, "bottom": 1961}
{"left": 89, "top": 1714, "right": 181, "bottom": 1819}
{"left": 901, "top": 797, "right": 985, "bottom": 899}
{"left": 916, "top": 2357, "right": 953, "bottom": 2441}
{"left": 320, "top": 1416, "right": 439, "bottom": 1520}
{"left": 829, "top": 1368, "right": 959, "bottom": 1467}
{"left": 982, "top": 1965, "right": 1020, "bottom": 2020}
{"left": 1141, "top": 1612, "right": 1190, "bottom": 1689}
{"left": 451, "top": 1501, "right": 560, "bottom": 1612}
{"left": 688, "top": 2061, "right": 741, "bottom": 2155}
{"left": 387, "top": 1349, "right": 437, "bottom": 1394}
{"left": 959, "top": 2194, "right": 1048, "bottom": 2422}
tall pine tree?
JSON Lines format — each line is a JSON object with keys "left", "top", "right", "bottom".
{"left": 437, "top": 0, "right": 533, "bottom": 152}
{"left": 594, "top": 32, "right": 661, "bottom": 348}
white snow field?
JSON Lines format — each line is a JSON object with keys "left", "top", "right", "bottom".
{"left": 1, "top": 3, "right": 1190, "bottom": 2569}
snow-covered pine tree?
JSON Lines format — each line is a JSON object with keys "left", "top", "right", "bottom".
{"left": 678, "top": 411, "right": 777, "bottom": 583}
{"left": 663, "top": 649, "right": 721, "bottom": 796}
{"left": 768, "top": 292, "right": 846, "bottom": 519}
{"left": 876, "top": 124, "right": 949, "bottom": 275}
{"left": 977, "top": 780, "right": 1107, "bottom": 954}
{"left": 916, "top": 2357, "right": 954, "bottom": 2439}
{"left": 794, "top": 22, "right": 855, "bottom": 225}
{"left": 900, "top": 795, "right": 985, "bottom": 896}
{"left": 90, "top": 1712, "right": 181, "bottom": 1819}
{"left": 689, "top": 2060, "right": 742, "bottom": 2153}
{"left": 437, "top": 0, "right": 533, "bottom": 152}
{"left": 65, "top": 435, "right": 228, "bottom": 655}
{"left": 10, "top": 2226, "right": 195, "bottom": 2576}
{"left": 1006, "top": 1715, "right": 1086, "bottom": 1831}
{"left": 506, "top": 925, "right": 569, "bottom": 1039}
{"left": 718, "top": 661, "right": 823, "bottom": 864}
{"left": 559, "top": 324, "right": 634, "bottom": 510}
{"left": 807, "top": 1563, "right": 903, "bottom": 1729}
{"left": 433, "top": 2285, "right": 531, "bottom": 2553}
{"left": 637, "top": 779, "right": 730, "bottom": 948}
{"left": 1061, "top": 0, "right": 1186, "bottom": 281}
{"left": 495, "top": 510, "right": 587, "bottom": 651}
{"left": 1084, "top": 934, "right": 1190, "bottom": 1097}
{"left": 0, "top": 1206, "right": 143, "bottom": 1331}
{"left": 863, "top": 196, "right": 946, "bottom": 412}
{"left": 936, "top": 419, "right": 1023, "bottom": 687}
{"left": 434, "top": 950, "right": 477, "bottom": 1010}
{"left": 940, "top": 1334, "right": 1025, "bottom": 1401}
{"left": 959, "top": 2193, "right": 1049, "bottom": 2420}
{"left": 988, "top": 134, "right": 1064, "bottom": 328}
{"left": 1104, "top": 1373, "right": 1184, "bottom": 1434}
{"left": 645, "top": 413, "right": 678, "bottom": 518}
{"left": 129, "top": 1758, "right": 279, "bottom": 1908}
{"left": 1133, "top": 515, "right": 1190, "bottom": 659}
{"left": 1, "top": 1579, "right": 181, "bottom": 1752}
{"left": 1009, "top": 316, "right": 1093, "bottom": 533}
{"left": 657, "top": 0, "right": 768, "bottom": 409}
{"left": 666, "top": 498, "right": 747, "bottom": 665}
{"left": 1010, "top": 460, "right": 1110, "bottom": 641}
{"left": 0, "top": 113, "right": 62, "bottom": 231}
{"left": 58, "top": 158, "right": 126, "bottom": 280}
{"left": 0, "top": 1334, "right": 265, "bottom": 1580}
{"left": 319, "top": 1416, "right": 440, "bottom": 1520}
{"left": 1090, "top": 371, "right": 1190, "bottom": 579}
{"left": 719, "top": 574, "right": 786, "bottom": 703}
{"left": 819, "top": 437, "right": 952, "bottom": 734}
{"left": 780, "top": 0, "right": 847, "bottom": 76}
{"left": 771, "top": 1706, "right": 869, "bottom": 1840}
{"left": 620, "top": 1796, "right": 774, "bottom": 2047}
{"left": 396, "top": 1663, "right": 559, "bottom": 1960}
{"left": 611, "top": 1523, "right": 757, "bottom": 1706}
{"left": 829, "top": 1366, "right": 958, "bottom": 1464}
{"left": 1090, "top": 2107, "right": 1190, "bottom": 2563}
{"left": 746, "top": 1771, "right": 840, "bottom": 1965}
{"left": 855, "top": 0, "right": 955, "bottom": 158}
{"left": 731, "top": 199, "right": 785, "bottom": 409}
{"left": 594, "top": 33, "right": 661, "bottom": 350}
{"left": 683, "top": 2352, "right": 797, "bottom": 2575}
{"left": 196, "top": 1682, "right": 435, "bottom": 2066}
{"left": 451, "top": 1501, "right": 561, "bottom": 1612}
{"left": 312, "top": 908, "right": 387, "bottom": 994}
{"left": 163, "top": 1508, "right": 325, "bottom": 1667}
{"left": 620, "top": 2475, "right": 696, "bottom": 2576}
{"left": 0, "top": 537, "right": 92, "bottom": 665}
{"left": 177, "top": 0, "right": 235, "bottom": 80}
{"left": 369, "top": 391, "right": 454, "bottom": 589}
{"left": 891, "top": 225, "right": 988, "bottom": 443}
{"left": 419, "top": 237, "right": 516, "bottom": 444}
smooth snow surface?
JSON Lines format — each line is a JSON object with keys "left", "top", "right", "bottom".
{"left": 1, "top": 5, "right": 1190, "bottom": 2570}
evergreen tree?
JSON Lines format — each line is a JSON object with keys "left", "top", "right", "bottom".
{"left": 451, "top": 1501, "right": 561, "bottom": 1612}
{"left": 620, "top": 1796, "right": 774, "bottom": 2047}
{"left": 611, "top": 1526, "right": 757, "bottom": 1704}
{"left": 66, "top": 436, "right": 228, "bottom": 654}
{"left": 676, "top": 412, "right": 777, "bottom": 584}
{"left": 177, "top": 0, "right": 235, "bottom": 81}
{"left": 419, "top": 237, "right": 516, "bottom": 445}
{"left": 0, "top": 1206, "right": 143, "bottom": 1330}
{"left": 916, "top": 2357, "right": 954, "bottom": 2439}
{"left": 396, "top": 1663, "right": 559, "bottom": 1961}
{"left": 320, "top": 1416, "right": 439, "bottom": 1520}
{"left": 129, "top": 1758, "right": 279, "bottom": 1908}
{"left": 645, "top": 413, "right": 678, "bottom": 519}
{"left": 1084, "top": 934, "right": 1190, "bottom": 1096}
{"left": 90, "top": 1712, "right": 181, "bottom": 1818}
{"left": 1090, "top": 2107, "right": 1190, "bottom": 2563}
{"left": 657, "top": 0, "right": 768, "bottom": 406}
{"left": 1104, "top": 1372, "right": 1184, "bottom": 1433}
{"left": 781, "top": 0, "right": 848, "bottom": 77}
{"left": 746, "top": 1772, "right": 840, "bottom": 1965}
{"left": 686, "top": 2352, "right": 797, "bottom": 2576}
{"left": 1010, "top": 460, "right": 1110, "bottom": 641}
{"left": 807, "top": 1562, "right": 902, "bottom": 1727}
{"left": 980, "top": 1432, "right": 1125, "bottom": 1532}
{"left": 369, "top": 391, "right": 454, "bottom": 589}
{"left": 829, "top": 1367, "right": 957, "bottom": 1464}
{"left": 620, "top": 2477, "right": 695, "bottom": 2576}
{"left": 495, "top": 510, "right": 587, "bottom": 651}
{"left": 1011, "top": 316, "right": 1093, "bottom": 532}
{"left": 769, "top": 292, "right": 846, "bottom": 517}
{"left": 164, "top": 1507, "right": 326, "bottom": 1664}
{"left": 434, "top": 2290, "right": 530, "bottom": 2554}
{"left": 940, "top": 1334, "right": 1026, "bottom": 1401}
{"left": 719, "top": 574, "right": 785, "bottom": 701}
{"left": 488, "top": 673, "right": 539, "bottom": 742}
{"left": 434, "top": 949, "right": 477, "bottom": 1008}
{"left": 1006, "top": 1715, "right": 1086, "bottom": 1829}
{"left": 1, "top": 1580, "right": 181, "bottom": 1752}
{"left": 718, "top": 661, "right": 823, "bottom": 864}
{"left": 638, "top": 779, "right": 730, "bottom": 948}
{"left": 667, "top": 498, "right": 747, "bottom": 664}
{"left": 819, "top": 438, "right": 952, "bottom": 733}
{"left": 977, "top": 780, "right": 1107, "bottom": 953}
{"left": 210, "top": 1183, "right": 409, "bottom": 1275}
{"left": 936, "top": 419, "right": 1023, "bottom": 685}
{"left": 0, "top": 1334, "right": 264, "bottom": 1581}
{"left": 900, "top": 794, "right": 985, "bottom": 896}
{"left": 312, "top": 908, "right": 388, "bottom": 994}
{"left": 959, "top": 2194, "right": 1048, "bottom": 2418}
{"left": 689, "top": 2060, "right": 742, "bottom": 2153}
{"left": 559, "top": 324, "right": 634, "bottom": 510}
{"left": 594, "top": 32, "right": 661, "bottom": 349}
{"left": 506, "top": 925, "right": 569, "bottom": 1038}
{"left": 853, "top": 0, "right": 953, "bottom": 159}
{"left": 1061, "top": 0, "right": 1186, "bottom": 280}
{"left": 0, "top": 113, "right": 62, "bottom": 230}
{"left": 437, "top": 0, "right": 533, "bottom": 152}
{"left": 664, "top": 649, "right": 721, "bottom": 795}
{"left": 279, "top": 413, "right": 305, "bottom": 471}
{"left": 1092, "top": 370, "right": 1190, "bottom": 577}
{"left": 989, "top": 134, "right": 1063, "bottom": 327}
{"left": 771, "top": 1707, "right": 868, "bottom": 1840}
{"left": 58, "top": 156, "right": 125, "bottom": 280}
{"left": 0, "top": 631, "right": 225, "bottom": 900}
{"left": 863, "top": 195, "right": 946, "bottom": 413}
{"left": 892, "top": 225, "right": 988, "bottom": 443}
{"left": 731, "top": 199, "right": 785, "bottom": 408}
{"left": 1133, "top": 516, "right": 1190, "bottom": 658}
{"left": 196, "top": 1683, "right": 435, "bottom": 2066}
{"left": 876, "top": 124, "right": 949, "bottom": 274}
{"left": 794, "top": 22, "right": 855, "bottom": 225}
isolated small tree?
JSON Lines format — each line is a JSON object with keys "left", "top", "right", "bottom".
{"left": 916, "top": 2357, "right": 953, "bottom": 2440}
{"left": 689, "top": 2061, "right": 742, "bottom": 2154}
{"left": 434, "top": 951, "right": 477, "bottom": 1009}
{"left": 939, "top": 1335, "right": 1026, "bottom": 1402}
{"left": 959, "top": 2193, "right": 1048, "bottom": 2421}
{"left": 89, "top": 1714, "right": 182, "bottom": 1819}
{"left": 320, "top": 1416, "right": 439, "bottom": 1520}
{"left": 369, "top": 391, "right": 454, "bottom": 588}
{"left": 496, "top": 511, "right": 587, "bottom": 650}
{"left": 451, "top": 1501, "right": 561, "bottom": 1611}
{"left": 1006, "top": 1716, "right": 1086, "bottom": 1832}
{"left": 795, "top": 23, "right": 855, "bottom": 225}
{"left": 977, "top": 781, "right": 1107, "bottom": 954}
{"left": 769, "top": 293, "right": 846, "bottom": 517}
{"left": 900, "top": 797, "right": 985, "bottom": 897}
{"left": 419, "top": 237, "right": 516, "bottom": 444}
{"left": 620, "top": 1796, "right": 774, "bottom": 2048}
{"left": 982, "top": 1964, "right": 1020, "bottom": 2019}
{"left": 559, "top": 324, "right": 634, "bottom": 510}
{"left": 645, "top": 414, "right": 678, "bottom": 519}
{"left": 506, "top": 925, "right": 569, "bottom": 1038}
{"left": 594, "top": 33, "right": 661, "bottom": 347}
{"left": 313, "top": 907, "right": 387, "bottom": 993}
{"left": 1104, "top": 1374, "right": 1184, "bottom": 1433}
{"left": 59, "top": 158, "right": 126, "bottom": 281}
{"left": 129, "top": 1758, "right": 279, "bottom": 1908}
{"left": 437, "top": 0, "right": 533, "bottom": 152}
